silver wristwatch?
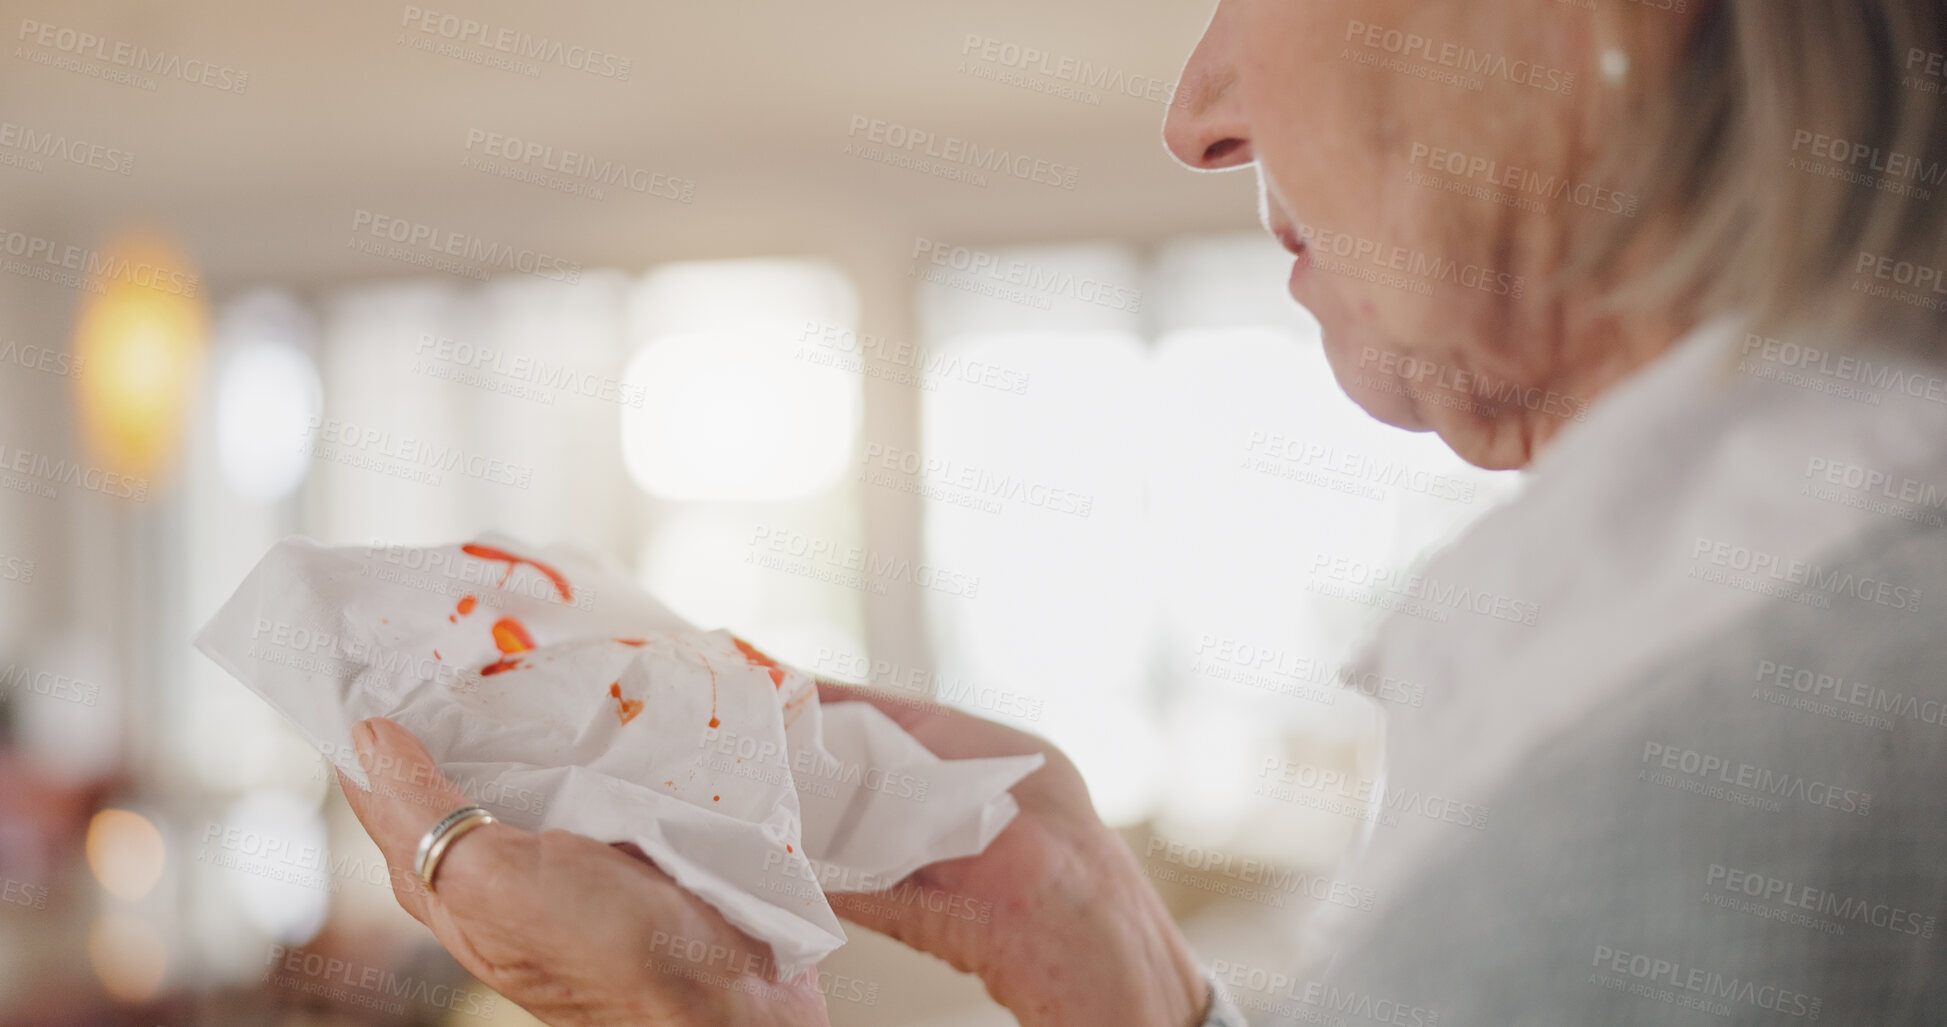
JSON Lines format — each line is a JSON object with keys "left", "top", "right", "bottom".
{"left": 1200, "top": 973, "right": 1250, "bottom": 1027}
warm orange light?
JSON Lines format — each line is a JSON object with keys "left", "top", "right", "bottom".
{"left": 88, "top": 911, "right": 167, "bottom": 1004}
{"left": 85, "top": 808, "right": 167, "bottom": 901}
{"left": 72, "top": 232, "right": 207, "bottom": 484}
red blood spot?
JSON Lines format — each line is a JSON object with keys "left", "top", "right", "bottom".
{"left": 458, "top": 595, "right": 477, "bottom": 615}
{"left": 712, "top": 795, "right": 720, "bottom": 802}
{"left": 448, "top": 615, "right": 456, "bottom": 623}
{"left": 491, "top": 617, "right": 535, "bottom": 654}
{"left": 608, "top": 682, "right": 643, "bottom": 725}
{"left": 733, "top": 637, "right": 788, "bottom": 688}
{"left": 481, "top": 658, "right": 524, "bottom": 676}
{"left": 614, "top": 637, "right": 646, "bottom": 647}
{"left": 786, "top": 844, "right": 793, "bottom": 853}
{"left": 709, "top": 716, "right": 721, "bottom": 729}
{"left": 433, "top": 649, "right": 441, "bottom": 660}
{"left": 462, "top": 543, "right": 574, "bottom": 602}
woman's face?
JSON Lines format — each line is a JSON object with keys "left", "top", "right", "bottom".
{"left": 1165, "top": 0, "right": 1687, "bottom": 469}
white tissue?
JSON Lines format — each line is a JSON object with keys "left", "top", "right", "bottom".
{"left": 193, "top": 534, "right": 1043, "bottom": 972}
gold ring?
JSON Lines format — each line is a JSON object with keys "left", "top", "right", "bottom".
{"left": 414, "top": 805, "right": 495, "bottom": 892}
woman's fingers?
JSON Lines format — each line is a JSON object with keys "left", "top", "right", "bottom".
{"left": 336, "top": 717, "right": 501, "bottom": 925}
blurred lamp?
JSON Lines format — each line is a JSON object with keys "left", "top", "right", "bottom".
{"left": 89, "top": 911, "right": 168, "bottom": 1003}
{"left": 85, "top": 808, "right": 166, "bottom": 901}
{"left": 621, "top": 332, "right": 859, "bottom": 500}
{"left": 213, "top": 290, "right": 323, "bottom": 502}
{"left": 219, "top": 789, "right": 330, "bottom": 944}
{"left": 73, "top": 231, "right": 208, "bottom": 485}
{"left": 621, "top": 259, "right": 860, "bottom": 501}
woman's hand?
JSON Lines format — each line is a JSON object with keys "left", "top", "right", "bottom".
{"left": 337, "top": 717, "right": 830, "bottom": 1027}
{"left": 815, "top": 683, "right": 1209, "bottom": 1027}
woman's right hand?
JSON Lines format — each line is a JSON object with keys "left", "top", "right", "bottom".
{"left": 340, "top": 717, "right": 831, "bottom": 1027}
{"left": 815, "top": 683, "right": 1209, "bottom": 1027}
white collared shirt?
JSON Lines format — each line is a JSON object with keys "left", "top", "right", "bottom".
{"left": 1259, "top": 318, "right": 1947, "bottom": 1025}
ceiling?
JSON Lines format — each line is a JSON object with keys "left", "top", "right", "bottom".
{"left": 2, "top": 0, "right": 1261, "bottom": 296}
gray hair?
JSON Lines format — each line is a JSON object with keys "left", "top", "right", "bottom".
{"left": 1600, "top": 1, "right": 1947, "bottom": 351}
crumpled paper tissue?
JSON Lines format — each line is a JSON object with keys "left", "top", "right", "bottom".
{"left": 194, "top": 534, "right": 1043, "bottom": 972}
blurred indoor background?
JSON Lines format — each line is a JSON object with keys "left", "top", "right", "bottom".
{"left": 0, "top": 1, "right": 1520, "bottom": 1023}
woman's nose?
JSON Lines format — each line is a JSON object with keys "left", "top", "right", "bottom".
{"left": 1163, "top": 2, "right": 1254, "bottom": 171}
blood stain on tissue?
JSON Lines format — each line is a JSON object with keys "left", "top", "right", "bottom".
{"left": 481, "top": 616, "right": 535, "bottom": 677}
{"left": 462, "top": 542, "right": 574, "bottom": 602}
{"left": 689, "top": 646, "right": 723, "bottom": 729}
{"left": 733, "top": 637, "right": 788, "bottom": 688}
{"left": 608, "top": 682, "right": 643, "bottom": 725}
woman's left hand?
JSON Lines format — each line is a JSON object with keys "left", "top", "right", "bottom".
{"left": 337, "top": 717, "right": 830, "bottom": 1027}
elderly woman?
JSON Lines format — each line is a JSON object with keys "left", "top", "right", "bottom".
{"left": 339, "top": 1, "right": 1947, "bottom": 1023}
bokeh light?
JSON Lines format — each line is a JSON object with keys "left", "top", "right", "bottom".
{"left": 72, "top": 231, "right": 208, "bottom": 485}
{"left": 85, "top": 809, "right": 167, "bottom": 902}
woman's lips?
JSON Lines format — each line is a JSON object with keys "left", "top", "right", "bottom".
{"left": 1286, "top": 239, "right": 1310, "bottom": 294}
